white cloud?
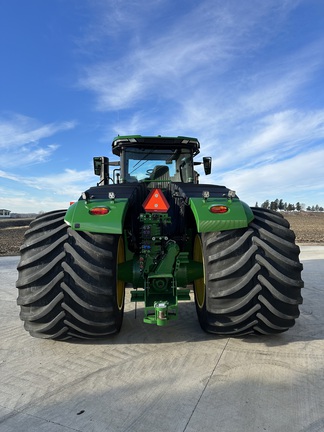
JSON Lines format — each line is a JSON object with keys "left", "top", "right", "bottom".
{"left": 0, "top": 114, "right": 76, "bottom": 168}
{"left": 81, "top": 0, "right": 167, "bottom": 41}
{"left": 79, "top": 0, "right": 306, "bottom": 112}
{"left": 0, "top": 144, "right": 60, "bottom": 168}
{"left": 204, "top": 109, "right": 324, "bottom": 172}
{"left": 1, "top": 168, "right": 94, "bottom": 198}
{"left": 0, "top": 167, "right": 97, "bottom": 213}
{"left": 24, "top": 169, "right": 95, "bottom": 196}
{"left": 0, "top": 170, "right": 19, "bottom": 182}
{"left": 212, "top": 148, "right": 324, "bottom": 207}
{"left": 241, "top": 110, "right": 324, "bottom": 153}
{"left": 0, "top": 195, "right": 68, "bottom": 214}
{"left": 0, "top": 114, "right": 76, "bottom": 148}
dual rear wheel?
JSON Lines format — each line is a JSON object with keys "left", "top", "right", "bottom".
{"left": 193, "top": 208, "right": 303, "bottom": 335}
{"left": 16, "top": 210, "right": 125, "bottom": 340}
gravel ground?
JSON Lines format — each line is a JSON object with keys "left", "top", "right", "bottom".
{"left": 0, "top": 211, "right": 323, "bottom": 256}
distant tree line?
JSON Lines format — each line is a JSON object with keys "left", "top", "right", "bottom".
{"left": 254, "top": 199, "right": 324, "bottom": 212}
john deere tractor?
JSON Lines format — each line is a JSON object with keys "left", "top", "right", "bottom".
{"left": 16, "top": 135, "right": 303, "bottom": 339}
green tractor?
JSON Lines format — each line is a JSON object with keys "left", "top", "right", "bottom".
{"left": 16, "top": 135, "right": 303, "bottom": 339}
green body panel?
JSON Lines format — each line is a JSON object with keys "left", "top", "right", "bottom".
{"left": 64, "top": 199, "right": 129, "bottom": 234}
{"left": 189, "top": 197, "right": 254, "bottom": 232}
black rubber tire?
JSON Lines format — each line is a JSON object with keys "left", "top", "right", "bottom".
{"left": 16, "top": 210, "right": 125, "bottom": 340}
{"left": 193, "top": 207, "right": 304, "bottom": 335}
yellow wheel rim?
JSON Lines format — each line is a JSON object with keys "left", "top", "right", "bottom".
{"left": 193, "top": 234, "right": 205, "bottom": 309}
{"left": 117, "top": 236, "right": 125, "bottom": 310}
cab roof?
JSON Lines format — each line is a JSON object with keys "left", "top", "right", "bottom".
{"left": 112, "top": 135, "right": 200, "bottom": 156}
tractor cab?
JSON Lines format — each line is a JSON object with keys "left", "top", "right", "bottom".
{"left": 94, "top": 135, "right": 211, "bottom": 186}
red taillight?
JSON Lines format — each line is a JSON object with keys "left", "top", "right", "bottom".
{"left": 209, "top": 205, "right": 228, "bottom": 214}
{"left": 89, "top": 207, "right": 109, "bottom": 215}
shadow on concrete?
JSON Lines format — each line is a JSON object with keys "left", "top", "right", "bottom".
{"left": 2, "top": 352, "right": 323, "bottom": 432}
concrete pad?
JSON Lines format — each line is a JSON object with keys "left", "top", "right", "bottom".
{"left": 299, "top": 244, "right": 324, "bottom": 261}
{"left": 0, "top": 247, "right": 323, "bottom": 432}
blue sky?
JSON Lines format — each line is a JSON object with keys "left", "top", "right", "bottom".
{"left": 1, "top": 0, "right": 324, "bottom": 213}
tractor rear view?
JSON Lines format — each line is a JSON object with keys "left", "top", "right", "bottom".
{"left": 16, "top": 135, "right": 303, "bottom": 339}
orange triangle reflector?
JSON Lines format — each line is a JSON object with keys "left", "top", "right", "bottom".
{"left": 143, "top": 188, "right": 170, "bottom": 213}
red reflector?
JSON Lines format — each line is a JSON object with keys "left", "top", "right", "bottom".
{"left": 69, "top": 201, "right": 75, "bottom": 206}
{"left": 143, "top": 188, "right": 170, "bottom": 213}
{"left": 209, "top": 205, "right": 228, "bottom": 214}
{"left": 89, "top": 207, "right": 109, "bottom": 215}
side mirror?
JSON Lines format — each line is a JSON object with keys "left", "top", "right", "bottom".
{"left": 93, "top": 156, "right": 109, "bottom": 185}
{"left": 203, "top": 157, "right": 212, "bottom": 175}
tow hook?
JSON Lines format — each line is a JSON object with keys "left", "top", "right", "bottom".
{"left": 143, "top": 301, "right": 173, "bottom": 326}
{"left": 154, "top": 301, "right": 169, "bottom": 326}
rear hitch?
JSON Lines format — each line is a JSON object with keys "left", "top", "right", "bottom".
{"left": 143, "top": 301, "right": 177, "bottom": 326}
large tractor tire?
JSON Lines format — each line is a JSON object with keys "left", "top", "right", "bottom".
{"left": 193, "top": 207, "right": 303, "bottom": 335}
{"left": 16, "top": 210, "right": 125, "bottom": 340}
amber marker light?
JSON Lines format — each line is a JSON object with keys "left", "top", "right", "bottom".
{"left": 209, "top": 205, "right": 228, "bottom": 214}
{"left": 89, "top": 207, "right": 109, "bottom": 215}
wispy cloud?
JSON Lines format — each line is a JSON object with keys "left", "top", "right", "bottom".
{"left": 0, "top": 194, "right": 72, "bottom": 214}
{"left": 0, "top": 113, "right": 76, "bottom": 168}
{"left": 239, "top": 110, "right": 324, "bottom": 156}
{"left": 0, "top": 166, "right": 96, "bottom": 213}
{"left": 0, "top": 168, "right": 94, "bottom": 198}
{"left": 23, "top": 169, "right": 95, "bottom": 196}
{"left": 216, "top": 147, "right": 324, "bottom": 206}
{"left": 79, "top": 0, "right": 304, "bottom": 111}
{"left": 0, "top": 114, "right": 76, "bottom": 147}
{"left": 203, "top": 109, "right": 324, "bottom": 172}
